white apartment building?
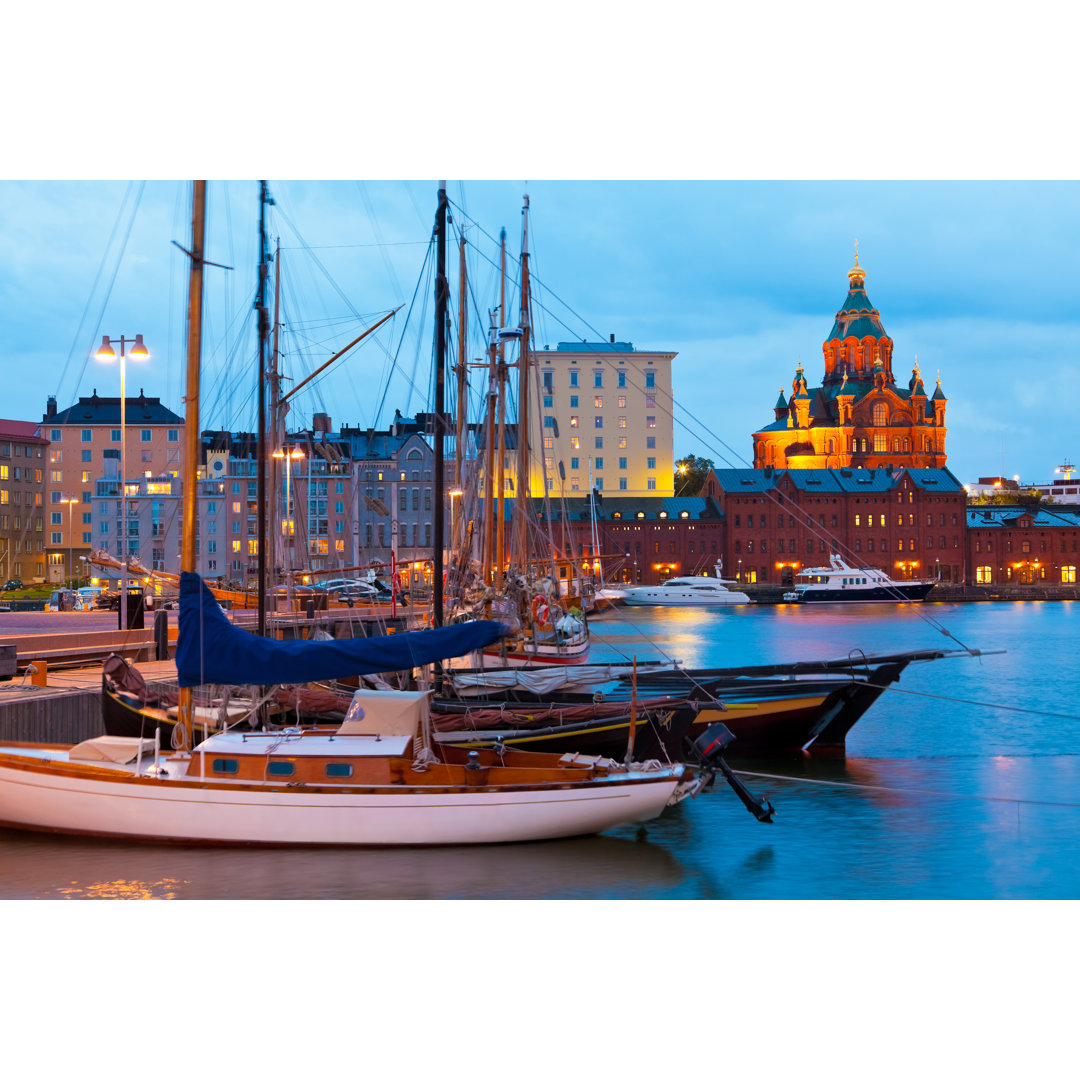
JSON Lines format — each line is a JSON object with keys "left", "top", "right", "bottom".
{"left": 527, "top": 339, "right": 676, "bottom": 499}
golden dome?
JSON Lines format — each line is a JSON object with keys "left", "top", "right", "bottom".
{"left": 848, "top": 239, "right": 866, "bottom": 282}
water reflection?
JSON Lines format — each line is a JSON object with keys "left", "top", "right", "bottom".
{"left": 0, "top": 828, "right": 688, "bottom": 901}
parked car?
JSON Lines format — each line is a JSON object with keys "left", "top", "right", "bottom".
{"left": 2, "top": 579, "right": 22, "bottom": 591}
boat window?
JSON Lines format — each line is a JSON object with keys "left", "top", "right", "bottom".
{"left": 267, "top": 761, "right": 295, "bottom": 777}
{"left": 326, "top": 763, "right": 354, "bottom": 778}
{"left": 212, "top": 759, "right": 239, "bottom": 774}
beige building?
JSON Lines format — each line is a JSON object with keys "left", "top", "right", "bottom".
{"left": 528, "top": 339, "right": 676, "bottom": 499}
{"left": 0, "top": 420, "right": 48, "bottom": 583}
{"left": 42, "top": 391, "right": 184, "bottom": 583}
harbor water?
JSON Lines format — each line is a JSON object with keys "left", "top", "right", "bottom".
{"left": 1, "top": 600, "right": 1077, "bottom": 900}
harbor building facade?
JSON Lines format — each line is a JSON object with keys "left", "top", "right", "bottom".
{"left": 43, "top": 391, "right": 184, "bottom": 583}
{"left": 0, "top": 420, "right": 48, "bottom": 583}
{"left": 703, "top": 466, "right": 967, "bottom": 584}
{"left": 752, "top": 257, "right": 948, "bottom": 472}
{"left": 485, "top": 339, "right": 676, "bottom": 501}
{"left": 966, "top": 505, "right": 1080, "bottom": 584}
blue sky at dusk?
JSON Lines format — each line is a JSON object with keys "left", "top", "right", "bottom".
{"left": 2, "top": 179, "right": 1076, "bottom": 487}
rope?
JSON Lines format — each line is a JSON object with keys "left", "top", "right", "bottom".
{"left": 734, "top": 768, "right": 1080, "bottom": 810}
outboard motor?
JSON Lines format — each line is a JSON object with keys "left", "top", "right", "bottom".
{"left": 689, "top": 721, "right": 776, "bottom": 823}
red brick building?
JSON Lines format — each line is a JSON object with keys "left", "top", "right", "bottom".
{"left": 703, "top": 466, "right": 966, "bottom": 584}
{"left": 752, "top": 255, "right": 948, "bottom": 472}
{"left": 966, "top": 505, "right": 1080, "bottom": 584}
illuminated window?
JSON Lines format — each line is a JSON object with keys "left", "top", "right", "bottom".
{"left": 874, "top": 433, "right": 887, "bottom": 453}
{"left": 594, "top": 396, "right": 603, "bottom": 408}
{"left": 570, "top": 416, "right": 578, "bottom": 428}
{"left": 873, "top": 404, "right": 887, "bottom": 426}
{"left": 1062, "top": 566, "right": 1077, "bottom": 583}
{"left": 976, "top": 565, "right": 992, "bottom": 583}
{"left": 232, "top": 540, "right": 241, "bottom": 552}
{"left": 570, "top": 437, "right": 579, "bottom": 449}
{"left": 618, "top": 395, "right": 626, "bottom": 408}
{"left": 618, "top": 417, "right": 627, "bottom": 428}
{"left": 232, "top": 501, "right": 241, "bottom": 513}
{"left": 618, "top": 438, "right": 627, "bottom": 449}
{"left": 646, "top": 416, "right": 656, "bottom": 429}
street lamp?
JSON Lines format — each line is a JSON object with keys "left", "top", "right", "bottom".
{"left": 61, "top": 496, "right": 78, "bottom": 590}
{"left": 273, "top": 448, "right": 304, "bottom": 600}
{"left": 96, "top": 333, "right": 148, "bottom": 630}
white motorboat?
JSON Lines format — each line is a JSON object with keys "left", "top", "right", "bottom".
{"left": 784, "top": 554, "right": 936, "bottom": 604}
{"left": 621, "top": 566, "right": 750, "bottom": 607}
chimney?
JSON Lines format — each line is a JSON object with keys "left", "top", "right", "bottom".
{"left": 609, "top": 333, "right": 615, "bottom": 344}
{"left": 313, "top": 413, "right": 332, "bottom": 435}
{"left": 45, "top": 396, "right": 57, "bottom": 419}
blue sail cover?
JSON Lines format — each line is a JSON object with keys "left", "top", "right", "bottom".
{"left": 176, "top": 572, "right": 506, "bottom": 688}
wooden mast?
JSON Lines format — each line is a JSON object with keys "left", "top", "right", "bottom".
{"left": 177, "top": 180, "right": 207, "bottom": 753}
{"left": 256, "top": 180, "right": 273, "bottom": 637}
{"left": 269, "top": 241, "right": 282, "bottom": 578}
{"left": 455, "top": 230, "right": 467, "bottom": 494}
{"left": 481, "top": 313, "right": 496, "bottom": 581}
{"left": 432, "top": 182, "right": 449, "bottom": 634}
{"left": 514, "top": 199, "right": 531, "bottom": 570}
{"left": 495, "top": 228, "right": 507, "bottom": 584}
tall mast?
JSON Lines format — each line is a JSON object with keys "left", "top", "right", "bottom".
{"left": 455, "top": 229, "right": 467, "bottom": 494}
{"left": 177, "top": 180, "right": 207, "bottom": 753}
{"left": 269, "top": 241, "right": 282, "bottom": 576}
{"left": 432, "top": 182, "right": 449, "bottom": 632}
{"left": 514, "top": 197, "right": 531, "bottom": 569}
{"left": 256, "top": 180, "right": 273, "bottom": 637}
{"left": 481, "top": 311, "right": 497, "bottom": 580}
{"left": 495, "top": 227, "right": 508, "bottom": 584}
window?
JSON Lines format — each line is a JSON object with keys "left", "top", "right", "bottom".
{"left": 619, "top": 478, "right": 627, "bottom": 490}
{"left": 645, "top": 371, "right": 655, "bottom": 388}
{"left": 50, "top": 531, "right": 62, "bottom": 544}
{"left": 168, "top": 429, "right": 179, "bottom": 442}
{"left": 212, "top": 759, "right": 239, "bottom": 774}
{"left": 618, "top": 371, "right": 627, "bottom": 388}
{"left": 873, "top": 403, "right": 887, "bottom": 426}
{"left": 874, "top": 433, "right": 887, "bottom": 453}
{"left": 646, "top": 394, "right": 656, "bottom": 408}
{"left": 326, "top": 763, "right": 354, "bottom": 778}
{"left": 647, "top": 437, "right": 656, "bottom": 449}
{"left": 544, "top": 416, "right": 554, "bottom": 428}
{"left": 976, "top": 566, "right": 992, "bottom": 583}
{"left": 647, "top": 478, "right": 656, "bottom": 490}
{"left": 594, "top": 416, "right": 603, "bottom": 429}
{"left": 542, "top": 370, "right": 553, "bottom": 390}
{"left": 593, "top": 370, "right": 603, "bottom": 388}
{"left": 570, "top": 395, "right": 578, "bottom": 408}
{"left": 570, "top": 437, "right": 579, "bottom": 450}
{"left": 595, "top": 479, "right": 603, "bottom": 491}
{"left": 569, "top": 369, "right": 578, "bottom": 388}
{"left": 594, "top": 396, "right": 603, "bottom": 408}
{"left": 570, "top": 416, "right": 578, "bottom": 428}
{"left": 140, "top": 430, "right": 152, "bottom": 442}
{"left": 570, "top": 457, "right": 579, "bottom": 470}
{"left": 595, "top": 458, "right": 604, "bottom": 470}
{"left": 50, "top": 469, "right": 62, "bottom": 482}
{"left": 619, "top": 457, "right": 627, "bottom": 469}
{"left": 618, "top": 438, "right": 627, "bottom": 449}
{"left": 647, "top": 457, "right": 656, "bottom": 469}
{"left": 50, "top": 512, "right": 61, "bottom": 525}
{"left": 267, "top": 761, "right": 295, "bottom": 777}
{"left": 646, "top": 416, "right": 656, "bottom": 429}
{"left": 594, "top": 437, "right": 603, "bottom": 450}
{"left": 543, "top": 395, "right": 553, "bottom": 408}
{"left": 81, "top": 429, "right": 92, "bottom": 442}
{"left": 50, "top": 429, "right": 61, "bottom": 441}
{"left": 617, "top": 395, "right": 626, "bottom": 408}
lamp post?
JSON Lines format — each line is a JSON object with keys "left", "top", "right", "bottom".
{"left": 96, "top": 334, "right": 148, "bottom": 630}
{"left": 61, "top": 496, "right": 77, "bottom": 591}
{"left": 272, "top": 448, "right": 304, "bottom": 602}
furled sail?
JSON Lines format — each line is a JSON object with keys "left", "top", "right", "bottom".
{"left": 177, "top": 572, "right": 507, "bottom": 688}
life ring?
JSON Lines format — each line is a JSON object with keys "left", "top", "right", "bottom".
{"left": 531, "top": 595, "right": 550, "bottom": 626}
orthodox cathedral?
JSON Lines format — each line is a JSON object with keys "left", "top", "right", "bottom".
{"left": 752, "top": 253, "right": 947, "bottom": 470}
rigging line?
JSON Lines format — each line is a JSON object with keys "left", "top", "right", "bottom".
{"left": 370, "top": 236, "right": 434, "bottom": 424}
{"left": 277, "top": 241, "right": 429, "bottom": 251}
{"left": 843, "top": 679, "right": 1080, "bottom": 723}
{"left": 732, "top": 769, "right": 1080, "bottom": 811}
{"left": 53, "top": 180, "right": 146, "bottom": 398}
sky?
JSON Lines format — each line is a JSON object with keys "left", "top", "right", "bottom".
{"left": 2, "top": 177, "right": 1077, "bottom": 487}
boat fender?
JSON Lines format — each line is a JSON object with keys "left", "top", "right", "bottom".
{"left": 531, "top": 595, "right": 550, "bottom": 625}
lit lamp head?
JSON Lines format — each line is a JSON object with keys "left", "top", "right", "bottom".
{"left": 95, "top": 336, "right": 116, "bottom": 362}
{"left": 129, "top": 334, "right": 149, "bottom": 361}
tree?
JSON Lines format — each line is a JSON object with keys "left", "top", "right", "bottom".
{"left": 674, "top": 455, "right": 714, "bottom": 497}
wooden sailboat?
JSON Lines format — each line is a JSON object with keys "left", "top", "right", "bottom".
{"left": 0, "top": 181, "right": 720, "bottom": 846}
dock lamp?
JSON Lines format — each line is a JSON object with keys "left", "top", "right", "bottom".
{"left": 96, "top": 333, "right": 149, "bottom": 629}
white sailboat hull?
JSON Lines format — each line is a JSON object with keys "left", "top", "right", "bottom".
{"left": 0, "top": 752, "right": 681, "bottom": 846}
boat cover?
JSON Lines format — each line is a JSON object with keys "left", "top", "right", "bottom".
{"left": 177, "top": 572, "right": 507, "bottom": 688}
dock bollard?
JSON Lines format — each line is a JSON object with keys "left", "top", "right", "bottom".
{"left": 154, "top": 609, "right": 169, "bottom": 661}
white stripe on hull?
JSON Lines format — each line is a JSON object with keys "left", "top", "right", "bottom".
{"left": 0, "top": 760, "right": 679, "bottom": 846}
